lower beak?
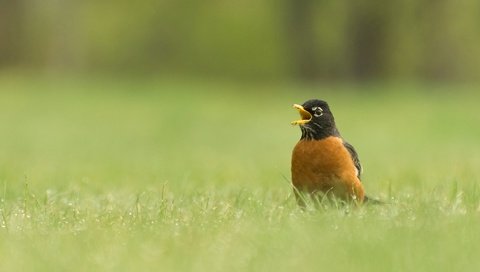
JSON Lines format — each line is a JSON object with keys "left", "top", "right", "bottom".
{"left": 291, "top": 104, "right": 312, "bottom": 125}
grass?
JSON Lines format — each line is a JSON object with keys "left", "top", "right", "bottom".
{"left": 0, "top": 75, "right": 479, "bottom": 271}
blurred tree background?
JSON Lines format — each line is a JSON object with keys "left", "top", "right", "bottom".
{"left": 1, "top": 0, "right": 479, "bottom": 82}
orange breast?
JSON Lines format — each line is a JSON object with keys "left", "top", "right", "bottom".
{"left": 291, "top": 136, "right": 364, "bottom": 201}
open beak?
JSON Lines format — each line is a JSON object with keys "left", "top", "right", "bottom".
{"left": 291, "top": 104, "right": 312, "bottom": 125}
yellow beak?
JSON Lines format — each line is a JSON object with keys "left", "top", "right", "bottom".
{"left": 291, "top": 104, "right": 312, "bottom": 125}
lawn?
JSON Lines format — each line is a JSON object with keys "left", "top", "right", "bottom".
{"left": 0, "top": 75, "right": 479, "bottom": 271}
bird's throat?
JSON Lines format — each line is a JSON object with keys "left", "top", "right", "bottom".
{"left": 300, "top": 124, "right": 340, "bottom": 140}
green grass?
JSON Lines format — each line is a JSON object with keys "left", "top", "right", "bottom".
{"left": 0, "top": 75, "right": 479, "bottom": 271}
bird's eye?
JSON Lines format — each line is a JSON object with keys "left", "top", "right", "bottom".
{"left": 312, "top": 107, "right": 323, "bottom": 117}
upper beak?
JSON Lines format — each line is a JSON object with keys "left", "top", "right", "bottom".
{"left": 291, "top": 104, "right": 312, "bottom": 125}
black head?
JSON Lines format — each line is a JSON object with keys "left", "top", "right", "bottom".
{"left": 291, "top": 99, "right": 340, "bottom": 140}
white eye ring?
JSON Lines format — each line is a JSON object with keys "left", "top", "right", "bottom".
{"left": 312, "top": 106, "right": 323, "bottom": 117}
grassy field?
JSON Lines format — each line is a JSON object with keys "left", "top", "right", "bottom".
{"left": 0, "top": 75, "right": 479, "bottom": 271}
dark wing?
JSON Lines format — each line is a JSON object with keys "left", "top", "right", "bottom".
{"left": 343, "top": 141, "right": 362, "bottom": 180}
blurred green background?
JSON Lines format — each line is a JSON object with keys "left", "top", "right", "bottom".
{"left": 1, "top": 0, "right": 479, "bottom": 81}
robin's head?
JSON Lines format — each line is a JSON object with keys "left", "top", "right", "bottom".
{"left": 291, "top": 99, "right": 339, "bottom": 140}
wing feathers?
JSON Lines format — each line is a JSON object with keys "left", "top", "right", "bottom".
{"left": 343, "top": 141, "right": 362, "bottom": 179}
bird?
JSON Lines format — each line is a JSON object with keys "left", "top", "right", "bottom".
{"left": 291, "top": 99, "right": 368, "bottom": 206}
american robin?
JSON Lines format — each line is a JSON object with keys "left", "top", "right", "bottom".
{"left": 291, "top": 99, "right": 368, "bottom": 205}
